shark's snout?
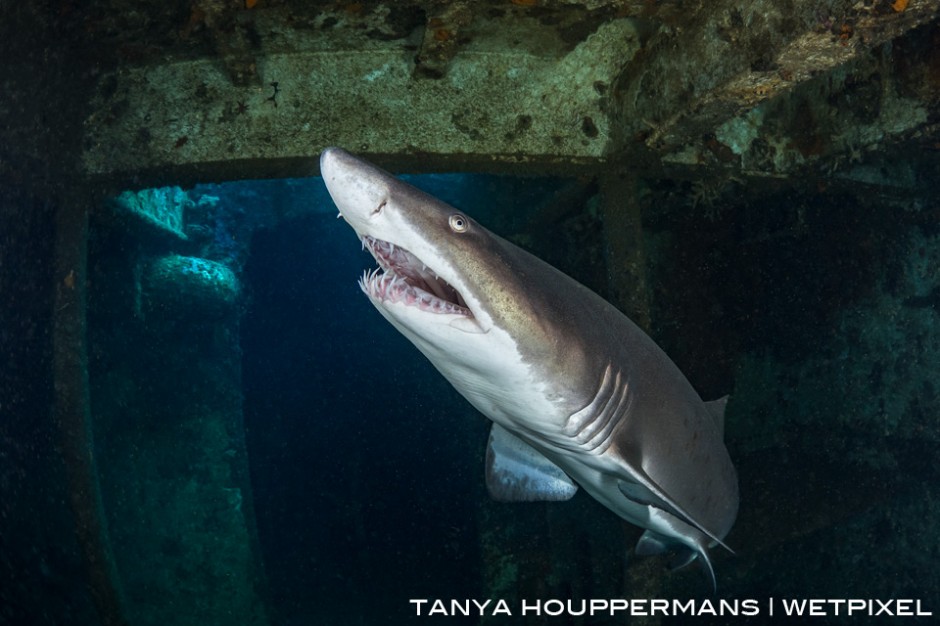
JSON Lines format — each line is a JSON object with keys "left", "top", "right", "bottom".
{"left": 321, "top": 147, "right": 398, "bottom": 237}
{"left": 319, "top": 146, "right": 352, "bottom": 179}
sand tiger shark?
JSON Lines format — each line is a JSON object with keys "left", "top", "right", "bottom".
{"left": 320, "top": 147, "right": 738, "bottom": 588}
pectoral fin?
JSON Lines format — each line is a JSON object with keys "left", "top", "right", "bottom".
{"left": 485, "top": 423, "right": 578, "bottom": 502}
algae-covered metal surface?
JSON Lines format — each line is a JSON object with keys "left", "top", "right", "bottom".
{"left": 81, "top": 4, "right": 641, "bottom": 181}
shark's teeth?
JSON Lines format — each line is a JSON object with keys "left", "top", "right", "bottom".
{"left": 357, "top": 235, "right": 470, "bottom": 316}
{"left": 357, "top": 238, "right": 470, "bottom": 316}
{"left": 359, "top": 268, "right": 469, "bottom": 316}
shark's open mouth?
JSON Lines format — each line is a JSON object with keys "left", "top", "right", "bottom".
{"left": 358, "top": 236, "right": 471, "bottom": 316}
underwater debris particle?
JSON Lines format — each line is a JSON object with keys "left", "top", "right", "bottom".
{"left": 892, "top": 0, "right": 909, "bottom": 12}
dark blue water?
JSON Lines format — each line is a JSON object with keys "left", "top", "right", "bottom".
{"left": 242, "top": 211, "right": 479, "bottom": 623}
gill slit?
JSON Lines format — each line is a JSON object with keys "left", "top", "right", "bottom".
{"left": 562, "top": 363, "right": 632, "bottom": 455}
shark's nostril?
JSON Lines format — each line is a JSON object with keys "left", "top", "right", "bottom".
{"left": 372, "top": 199, "right": 387, "bottom": 215}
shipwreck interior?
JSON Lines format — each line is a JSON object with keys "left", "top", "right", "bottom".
{"left": 2, "top": 1, "right": 940, "bottom": 625}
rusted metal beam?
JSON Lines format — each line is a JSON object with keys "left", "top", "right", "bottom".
{"left": 53, "top": 193, "right": 130, "bottom": 626}
{"left": 617, "top": 0, "right": 939, "bottom": 163}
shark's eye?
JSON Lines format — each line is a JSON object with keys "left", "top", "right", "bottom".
{"left": 372, "top": 200, "right": 387, "bottom": 215}
{"left": 449, "top": 214, "right": 468, "bottom": 232}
